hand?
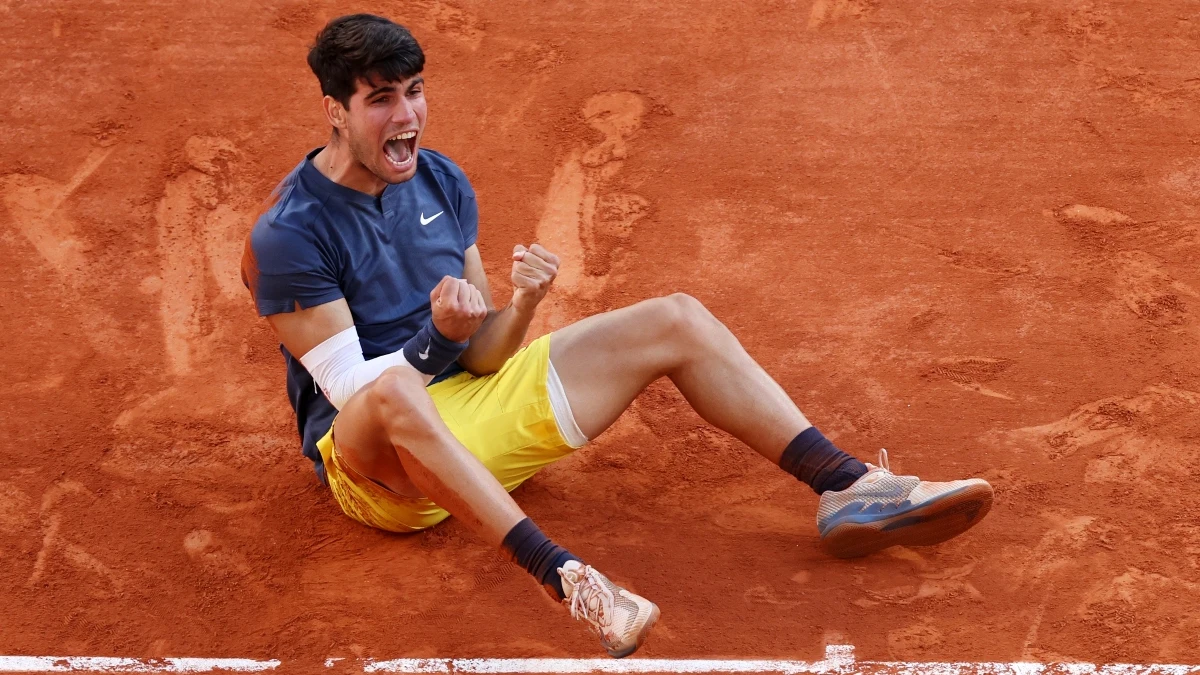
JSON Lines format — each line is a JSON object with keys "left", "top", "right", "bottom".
{"left": 510, "top": 243, "right": 559, "bottom": 313}
{"left": 429, "top": 276, "right": 488, "bottom": 342}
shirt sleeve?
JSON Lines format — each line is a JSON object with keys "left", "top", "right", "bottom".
{"left": 243, "top": 216, "right": 344, "bottom": 316}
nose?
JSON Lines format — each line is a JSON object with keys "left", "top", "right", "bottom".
{"left": 392, "top": 96, "right": 416, "bottom": 127}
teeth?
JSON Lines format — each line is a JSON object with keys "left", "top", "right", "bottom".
{"left": 387, "top": 131, "right": 417, "bottom": 142}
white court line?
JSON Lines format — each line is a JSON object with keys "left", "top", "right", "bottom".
{"left": 362, "top": 645, "right": 1200, "bottom": 674}
{"left": 4, "top": 646, "right": 1199, "bottom": 674}
{"left": 0, "top": 656, "right": 279, "bottom": 672}
{"left": 363, "top": 646, "right": 858, "bottom": 674}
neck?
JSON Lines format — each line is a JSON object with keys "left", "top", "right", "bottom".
{"left": 313, "top": 136, "right": 387, "bottom": 197}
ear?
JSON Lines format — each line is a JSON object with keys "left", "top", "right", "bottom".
{"left": 322, "top": 95, "right": 348, "bottom": 133}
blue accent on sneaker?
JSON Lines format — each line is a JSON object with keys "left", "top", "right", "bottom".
{"left": 879, "top": 493, "right": 988, "bottom": 532}
{"left": 816, "top": 449, "right": 994, "bottom": 558}
{"left": 819, "top": 485, "right": 976, "bottom": 536}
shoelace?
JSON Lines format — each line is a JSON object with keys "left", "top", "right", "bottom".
{"left": 564, "top": 565, "right": 614, "bottom": 635}
{"left": 863, "top": 448, "right": 892, "bottom": 475}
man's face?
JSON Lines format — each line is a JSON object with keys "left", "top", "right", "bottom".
{"left": 342, "top": 73, "right": 427, "bottom": 184}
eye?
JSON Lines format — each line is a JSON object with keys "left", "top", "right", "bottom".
{"left": 408, "top": 86, "right": 424, "bottom": 97}
{"left": 372, "top": 96, "right": 390, "bottom": 105}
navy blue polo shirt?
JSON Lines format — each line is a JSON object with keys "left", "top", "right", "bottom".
{"left": 242, "top": 147, "right": 478, "bottom": 481}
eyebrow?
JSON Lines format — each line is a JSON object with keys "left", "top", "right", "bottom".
{"left": 366, "top": 84, "right": 396, "bottom": 100}
{"left": 366, "top": 77, "right": 424, "bottom": 100}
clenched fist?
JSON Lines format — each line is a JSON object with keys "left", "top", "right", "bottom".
{"left": 511, "top": 243, "right": 560, "bottom": 313}
{"left": 430, "top": 276, "right": 488, "bottom": 342}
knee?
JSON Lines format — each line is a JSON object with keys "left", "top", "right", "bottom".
{"left": 369, "top": 367, "right": 437, "bottom": 431}
{"left": 655, "top": 293, "right": 718, "bottom": 337}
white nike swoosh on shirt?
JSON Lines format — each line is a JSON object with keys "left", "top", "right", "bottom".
{"left": 420, "top": 211, "right": 444, "bottom": 226}
{"left": 418, "top": 344, "right": 430, "bottom": 360}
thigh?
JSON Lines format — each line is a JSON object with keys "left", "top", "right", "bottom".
{"left": 549, "top": 297, "right": 680, "bottom": 440}
{"left": 313, "top": 371, "right": 457, "bottom": 531}
{"left": 331, "top": 370, "right": 430, "bottom": 497}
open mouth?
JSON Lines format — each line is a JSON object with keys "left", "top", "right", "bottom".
{"left": 383, "top": 130, "right": 418, "bottom": 170}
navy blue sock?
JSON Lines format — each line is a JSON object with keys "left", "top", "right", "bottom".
{"left": 500, "top": 518, "right": 580, "bottom": 601}
{"left": 779, "top": 426, "right": 869, "bottom": 495}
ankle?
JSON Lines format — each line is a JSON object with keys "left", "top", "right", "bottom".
{"left": 779, "top": 426, "right": 868, "bottom": 494}
{"left": 500, "top": 518, "right": 581, "bottom": 601}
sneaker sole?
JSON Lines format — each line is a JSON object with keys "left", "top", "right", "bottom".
{"left": 607, "top": 602, "right": 661, "bottom": 659}
{"left": 820, "top": 481, "right": 994, "bottom": 559}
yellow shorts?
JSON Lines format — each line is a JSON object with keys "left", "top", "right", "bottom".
{"left": 315, "top": 333, "right": 578, "bottom": 533}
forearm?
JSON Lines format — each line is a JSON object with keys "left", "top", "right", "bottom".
{"left": 458, "top": 302, "right": 537, "bottom": 375}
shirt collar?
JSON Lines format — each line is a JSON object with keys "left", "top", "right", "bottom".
{"left": 299, "top": 146, "right": 389, "bottom": 207}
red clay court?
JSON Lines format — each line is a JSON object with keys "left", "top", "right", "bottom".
{"left": 2, "top": 0, "right": 1200, "bottom": 670}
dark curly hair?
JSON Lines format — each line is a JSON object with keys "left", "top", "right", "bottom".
{"left": 307, "top": 14, "right": 425, "bottom": 108}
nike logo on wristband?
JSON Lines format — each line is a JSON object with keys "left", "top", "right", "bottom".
{"left": 418, "top": 343, "right": 431, "bottom": 360}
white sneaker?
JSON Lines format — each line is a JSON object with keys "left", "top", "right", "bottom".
{"left": 558, "top": 560, "right": 660, "bottom": 658}
{"left": 817, "top": 449, "right": 993, "bottom": 559}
